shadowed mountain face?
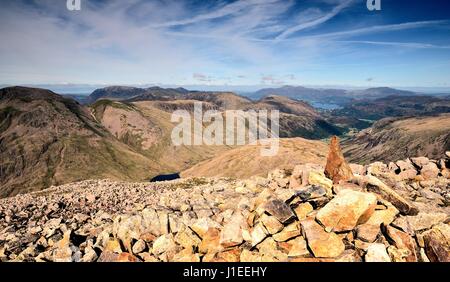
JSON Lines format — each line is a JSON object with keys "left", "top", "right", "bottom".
{"left": 0, "top": 87, "right": 161, "bottom": 197}
{"left": 87, "top": 86, "right": 148, "bottom": 103}
{"left": 342, "top": 113, "right": 450, "bottom": 164}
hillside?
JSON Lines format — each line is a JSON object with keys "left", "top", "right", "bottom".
{"left": 343, "top": 114, "right": 450, "bottom": 164}
{"left": 182, "top": 138, "right": 329, "bottom": 179}
{"left": 132, "top": 91, "right": 341, "bottom": 140}
{"left": 332, "top": 95, "right": 450, "bottom": 121}
{"left": 0, "top": 87, "right": 160, "bottom": 198}
{"left": 91, "top": 100, "right": 232, "bottom": 173}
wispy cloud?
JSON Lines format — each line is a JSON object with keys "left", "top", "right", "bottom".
{"left": 151, "top": 0, "right": 280, "bottom": 28}
{"left": 275, "top": 0, "right": 355, "bottom": 40}
{"left": 300, "top": 20, "right": 449, "bottom": 40}
{"left": 338, "top": 40, "right": 450, "bottom": 49}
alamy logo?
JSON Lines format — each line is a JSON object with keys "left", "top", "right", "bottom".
{"left": 67, "top": 0, "right": 81, "bottom": 11}
{"left": 367, "top": 0, "right": 381, "bottom": 11}
{"left": 171, "top": 102, "right": 280, "bottom": 157}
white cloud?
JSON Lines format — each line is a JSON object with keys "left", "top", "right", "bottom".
{"left": 275, "top": 0, "right": 355, "bottom": 40}
{"left": 337, "top": 40, "right": 450, "bottom": 49}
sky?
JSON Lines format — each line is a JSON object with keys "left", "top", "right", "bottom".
{"left": 1, "top": 0, "right": 450, "bottom": 89}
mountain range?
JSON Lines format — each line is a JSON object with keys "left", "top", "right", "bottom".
{"left": 0, "top": 86, "right": 339, "bottom": 197}
{"left": 1, "top": 85, "right": 449, "bottom": 197}
{"left": 247, "top": 86, "right": 423, "bottom": 106}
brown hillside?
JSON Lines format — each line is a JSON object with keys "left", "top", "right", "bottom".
{"left": 181, "top": 138, "right": 329, "bottom": 179}
{"left": 0, "top": 87, "right": 160, "bottom": 197}
{"left": 343, "top": 113, "right": 450, "bottom": 164}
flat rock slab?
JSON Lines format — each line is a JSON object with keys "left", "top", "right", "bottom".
{"left": 300, "top": 219, "right": 344, "bottom": 258}
{"left": 364, "top": 175, "right": 419, "bottom": 215}
{"left": 262, "top": 199, "right": 295, "bottom": 223}
{"left": 316, "top": 190, "right": 377, "bottom": 232}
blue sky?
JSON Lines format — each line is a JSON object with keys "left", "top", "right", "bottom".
{"left": 1, "top": 0, "right": 450, "bottom": 89}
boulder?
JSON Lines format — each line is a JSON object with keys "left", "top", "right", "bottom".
{"left": 289, "top": 163, "right": 324, "bottom": 189}
{"left": 174, "top": 226, "right": 202, "bottom": 250}
{"left": 293, "top": 203, "right": 313, "bottom": 220}
{"left": 365, "top": 202, "right": 399, "bottom": 226}
{"left": 287, "top": 237, "right": 310, "bottom": 258}
{"left": 301, "top": 219, "right": 345, "bottom": 258}
{"left": 396, "top": 160, "right": 415, "bottom": 171}
{"left": 98, "top": 251, "right": 140, "bottom": 262}
{"left": 364, "top": 175, "right": 419, "bottom": 215}
{"left": 257, "top": 237, "right": 288, "bottom": 262}
{"left": 385, "top": 226, "right": 419, "bottom": 262}
{"left": 272, "top": 221, "right": 301, "bottom": 242}
{"left": 152, "top": 234, "right": 177, "bottom": 256}
{"left": 365, "top": 243, "right": 391, "bottom": 262}
{"left": 131, "top": 239, "right": 146, "bottom": 254}
{"left": 387, "top": 246, "right": 411, "bottom": 262}
{"left": 367, "top": 162, "right": 389, "bottom": 176}
{"left": 251, "top": 223, "right": 269, "bottom": 247}
{"left": 260, "top": 214, "right": 284, "bottom": 235}
{"left": 420, "top": 162, "right": 440, "bottom": 180}
{"left": 308, "top": 172, "right": 333, "bottom": 194}
{"left": 324, "top": 136, "right": 354, "bottom": 184}
{"left": 172, "top": 249, "right": 201, "bottom": 262}
{"left": 404, "top": 212, "right": 448, "bottom": 232}
{"left": 336, "top": 250, "right": 363, "bottom": 262}
{"left": 50, "top": 231, "right": 73, "bottom": 262}
{"left": 191, "top": 218, "right": 221, "bottom": 238}
{"left": 295, "top": 185, "right": 327, "bottom": 201}
{"left": 355, "top": 224, "right": 380, "bottom": 243}
{"left": 103, "top": 238, "right": 123, "bottom": 253}
{"left": 388, "top": 162, "right": 399, "bottom": 172}
{"left": 240, "top": 249, "right": 263, "bottom": 262}
{"left": 333, "top": 182, "right": 364, "bottom": 194}
{"left": 262, "top": 199, "right": 295, "bottom": 223}
{"left": 397, "top": 169, "right": 417, "bottom": 181}
{"left": 198, "top": 228, "right": 222, "bottom": 254}
{"left": 220, "top": 212, "right": 245, "bottom": 248}
{"left": 410, "top": 157, "right": 429, "bottom": 168}
{"left": 203, "top": 249, "right": 241, "bottom": 262}
{"left": 316, "top": 190, "right": 377, "bottom": 232}
{"left": 422, "top": 223, "right": 450, "bottom": 262}
{"left": 350, "top": 164, "right": 365, "bottom": 176}
{"left": 141, "top": 208, "right": 162, "bottom": 236}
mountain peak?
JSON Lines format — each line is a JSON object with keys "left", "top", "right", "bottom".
{"left": 0, "top": 86, "right": 62, "bottom": 101}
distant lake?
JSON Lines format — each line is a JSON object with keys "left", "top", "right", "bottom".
{"left": 150, "top": 173, "right": 180, "bottom": 182}
{"left": 310, "top": 102, "right": 342, "bottom": 110}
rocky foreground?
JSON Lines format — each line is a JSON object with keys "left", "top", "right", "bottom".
{"left": 0, "top": 146, "right": 449, "bottom": 262}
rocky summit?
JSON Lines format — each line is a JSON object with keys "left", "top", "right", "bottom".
{"left": 0, "top": 148, "right": 449, "bottom": 262}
